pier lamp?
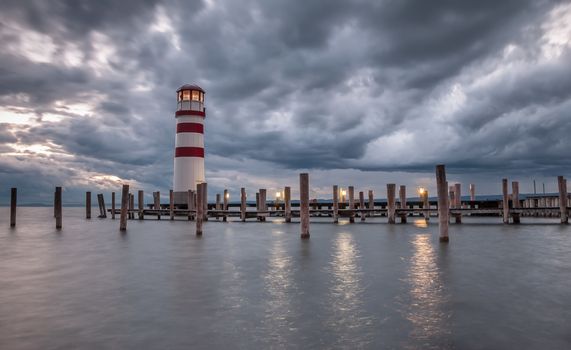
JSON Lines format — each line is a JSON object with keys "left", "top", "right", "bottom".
{"left": 225, "top": 192, "right": 230, "bottom": 199}
{"left": 275, "top": 191, "right": 281, "bottom": 209}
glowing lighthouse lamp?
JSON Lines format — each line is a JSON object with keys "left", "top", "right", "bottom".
{"left": 173, "top": 84, "right": 206, "bottom": 205}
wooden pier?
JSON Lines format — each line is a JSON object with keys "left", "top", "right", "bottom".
{"left": 5, "top": 165, "right": 570, "bottom": 242}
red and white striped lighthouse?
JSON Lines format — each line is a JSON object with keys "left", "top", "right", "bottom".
{"left": 173, "top": 84, "right": 206, "bottom": 204}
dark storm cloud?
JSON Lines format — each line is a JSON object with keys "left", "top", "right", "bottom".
{"left": 0, "top": 0, "right": 570, "bottom": 203}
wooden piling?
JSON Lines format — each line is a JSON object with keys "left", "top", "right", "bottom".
{"left": 169, "top": 190, "right": 175, "bottom": 220}
{"left": 502, "top": 179, "right": 509, "bottom": 224}
{"left": 10, "top": 188, "right": 17, "bottom": 227}
{"left": 558, "top": 176, "right": 568, "bottom": 224}
{"left": 284, "top": 186, "right": 291, "bottom": 223}
{"left": 202, "top": 183, "right": 208, "bottom": 221}
{"left": 85, "top": 191, "right": 91, "bottom": 220}
{"left": 55, "top": 187, "right": 62, "bottom": 229}
{"left": 469, "top": 184, "right": 475, "bottom": 201}
{"left": 300, "top": 173, "right": 310, "bottom": 239}
{"left": 137, "top": 190, "right": 143, "bottom": 220}
{"left": 196, "top": 183, "right": 204, "bottom": 235}
{"left": 187, "top": 190, "right": 193, "bottom": 221}
{"left": 512, "top": 181, "right": 520, "bottom": 224}
{"left": 435, "top": 165, "right": 449, "bottom": 242}
{"left": 259, "top": 189, "right": 267, "bottom": 222}
{"left": 454, "top": 183, "right": 462, "bottom": 224}
{"left": 119, "top": 185, "right": 129, "bottom": 231}
{"left": 223, "top": 189, "right": 229, "bottom": 222}
{"left": 333, "top": 185, "right": 339, "bottom": 223}
{"left": 368, "top": 190, "right": 374, "bottom": 217}
{"left": 399, "top": 185, "right": 407, "bottom": 224}
{"left": 423, "top": 191, "right": 430, "bottom": 221}
{"left": 240, "top": 187, "right": 246, "bottom": 222}
{"left": 348, "top": 186, "right": 355, "bottom": 223}
{"left": 216, "top": 193, "right": 221, "bottom": 210}
{"left": 387, "top": 184, "right": 396, "bottom": 224}
{"left": 111, "top": 192, "right": 116, "bottom": 219}
{"left": 154, "top": 191, "right": 161, "bottom": 220}
{"left": 97, "top": 194, "right": 107, "bottom": 218}
{"left": 359, "top": 191, "right": 365, "bottom": 222}
{"left": 129, "top": 193, "right": 135, "bottom": 219}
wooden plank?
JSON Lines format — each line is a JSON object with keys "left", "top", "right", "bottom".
{"left": 436, "top": 165, "right": 449, "bottom": 242}
{"left": 300, "top": 173, "right": 310, "bottom": 238}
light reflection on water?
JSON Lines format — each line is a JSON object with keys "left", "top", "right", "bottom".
{"left": 327, "top": 233, "right": 374, "bottom": 348}
{"left": 405, "top": 233, "right": 451, "bottom": 349}
{"left": 262, "top": 231, "right": 297, "bottom": 346}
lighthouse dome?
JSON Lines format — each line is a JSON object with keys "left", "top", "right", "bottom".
{"left": 177, "top": 84, "right": 205, "bottom": 93}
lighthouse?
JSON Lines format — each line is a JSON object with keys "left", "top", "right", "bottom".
{"left": 173, "top": 84, "right": 206, "bottom": 205}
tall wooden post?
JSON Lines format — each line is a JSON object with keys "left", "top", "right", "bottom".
{"left": 119, "top": 185, "right": 129, "bottom": 231}
{"left": 111, "top": 192, "right": 116, "bottom": 220}
{"left": 469, "top": 184, "right": 475, "bottom": 201}
{"left": 240, "top": 187, "right": 247, "bottom": 222}
{"left": 399, "top": 185, "right": 407, "bottom": 224}
{"left": 255, "top": 192, "right": 260, "bottom": 220}
{"left": 368, "top": 190, "right": 374, "bottom": 217}
{"left": 223, "top": 189, "right": 229, "bottom": 222}
{"left": 202, "top": 183, "right": 208, "bottom": 221}
{"left": 387, "top": 184, "right": 396, "bottom": 224}
{"left": 284, "top": 186, "right": 291, "bottom": 223}
{"left": 454, "top": 183, "right": 462, "bottom": 224}
{"left": 10, "top": 188, "right": 17, "bottom": 227}
{"left": 129, "top": 193, "right": 134, "bottom": 219}
{"left": 502, "top": 179, "right": 510, "bottom": 224}
{"left": 187, "top": 190, "right": 193, "bottom": 221}
{"left": 154, "top": 191, "right": 161, "bottom": 220}
{"left": 300, "top": 173, "right": 310, "bottom": 239}
{"left": 359, "top": 191, "right": 365, "bottom": 222}
{"left": 137, "top": 190, "right": 143, "bottom": 220}
{"left": 558, "top": 176, "right": 568, "bottom": 224}
{"left": 435, "top": 165, "right": 449, "bottom": 242}
{"left": 55, "top": 187, "right": 62, "bottom": 229}
{"left": 196, "top": 183, "right": 204, "bottom": 235}
{"left": 333, "top": 185, "right": 339, "bottom": 223}
{"left": 348, "top": 186, "right": 355, "bottom": 223}
{"left": 512, "top": 181, "right": 520, "bottom": 224}
{"left": 215, "top": 193, "right": 221, "bottom": 220}
{"left": 423, "top": 191, "right": 430, "bottom": 221}
{"left": 260, "top": 189, "right": 267, "bottom": 222}
{"left": 97, "top": 194, "right": 107, "bottom": 218}
{"left": 169, "top": 189, "right": 175, "bottom": 220}
{"left": 85, "top": 191, "right": 91, "bottom": 220}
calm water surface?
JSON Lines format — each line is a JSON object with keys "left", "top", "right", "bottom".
{"left": 0, "top": 208, "right": 570, "bottom": 349}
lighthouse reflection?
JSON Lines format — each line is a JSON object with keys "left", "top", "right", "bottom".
{"left": 405, "top": 234, "right": 451, "bottom": 347}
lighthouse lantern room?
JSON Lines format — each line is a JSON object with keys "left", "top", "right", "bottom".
{"left": 173, "top": 84, "right": 206, "bottom": 205}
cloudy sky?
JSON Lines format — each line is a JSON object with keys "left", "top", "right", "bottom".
{"left": 1, "top": 0, "right": 570, "bottom": 204}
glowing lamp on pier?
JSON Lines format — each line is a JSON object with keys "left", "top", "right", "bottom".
{"left": 173, "top": 84, "right": 206, "bottom": 205}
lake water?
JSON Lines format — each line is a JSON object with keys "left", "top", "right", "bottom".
{"left": 1, "top": 207, "right": 570, "bottom": 349}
